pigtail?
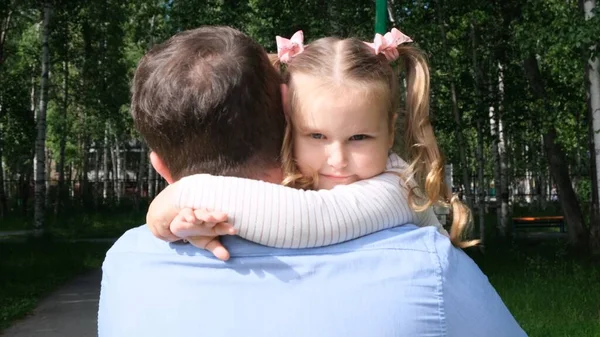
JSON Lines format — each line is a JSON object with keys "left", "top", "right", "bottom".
{"left": 397, "top": 45, "right": 477, "bottom": 249}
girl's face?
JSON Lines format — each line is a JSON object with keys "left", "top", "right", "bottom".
{"left": 290, "top": 74, "right": 396, "bottom": 190}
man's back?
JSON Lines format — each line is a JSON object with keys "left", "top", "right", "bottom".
{"left": 98, "top": 225, "right": 526, "bottom": 337}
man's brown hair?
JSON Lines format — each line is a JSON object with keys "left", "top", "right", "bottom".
{"left": 131, "top": 26, "right": 285, "bottom": 180}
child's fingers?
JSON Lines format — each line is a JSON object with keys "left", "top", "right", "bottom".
{"left": 171, "top": 221, "right": 235, "bottom": 237}
{"left": 204, "top": 238, "right": 231, "bottom": 261}
{"left": 194, "top": 209, "right": 228, "bottom": 224}
{"left": 172, "top": 220, "right": 214, "bottom": 237}
{"left": 186, "top": 236, "right": 231, "bottom": 261}
{"left": 152, "top": 218, "right": 181, "bottom": 242}
{"left": 171, "top": 220, "right": 199, "bottom": 237}
{"left": 179, "top": 208, "right": 197, "bottom": 223}
{"left": 213, "top": 222, "right": 237, "bottom": 236}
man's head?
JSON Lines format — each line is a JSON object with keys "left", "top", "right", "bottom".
{"left": 131, "top": 26, "right": 285, "bottom": 182}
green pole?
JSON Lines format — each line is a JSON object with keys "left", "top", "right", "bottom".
{"left": 375, "top": 0, "right": 387, "bottom": 34}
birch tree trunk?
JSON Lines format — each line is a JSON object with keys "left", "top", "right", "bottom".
{"left": 490, "top": 105, "right": 500, "bottom": 205}
{"left": 470, "top": 22, "right": 486, "bottom": 242}
{"left": 476, "top": 119, "right": 485, "bottom": 243}
{"left": 34, "top": 3, "right": 52, "bottom": 236}
{"left": 497, "top": 68, "right": 509, "bottom": 236}
{"left": 56, "top": 56, "right": 68, "bottom": 215}
{"left": 120, "top": 143, "right": 126, "bottom": 200}
{"left": 94, "top": 144, "right": 100, "bottom": 207}
{"left": 148, "top": 160, "right": 155, "bottom": 199}
{"left": 45, "top": 148, "right": 51, "bottom": 205}
{"left": 80, "top": 112, "right": 89, "bottom": 205}
{"left": 490, "top": 63, "right": 509, "bottom": 236}
{"left": 103, "top": 123, "right": 109, "bottom": 201}
{"left": 582, "top": 0, "right": 600, "bottom": 254}
{"left": 0, "top": 9, "right": 11, "bottom": 217}
{"left": 0, "top": 104, "right": 6, "bottom": 218}
{"left": 0, "top": 8, "right": 12, "bottom": 66}
{"left": 110, "top": 137, "right": 121, "bottom": 203}
{"left": 135, "top": 142, "right": 146, "bottom": 209}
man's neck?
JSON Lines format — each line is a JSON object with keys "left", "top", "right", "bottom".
{"left": 248, "top": 167, "right": 283, "bottom": 184}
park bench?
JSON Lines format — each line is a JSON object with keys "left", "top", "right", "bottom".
{"left": 511, "top": 216, "right": 566, "bottom": 233}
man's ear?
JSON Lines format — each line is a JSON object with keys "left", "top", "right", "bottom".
{"left": 389, "top": 113, "right": 399, "bottom": 149}
{"left": 150, "top": 151, "right": 174, "bottom": 184}
{"left": 281, "top": 83, "right": 291, "bottom": 117}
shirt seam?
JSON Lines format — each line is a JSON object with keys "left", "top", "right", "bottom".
{"left": 424, "top": 229, "right": 447, "bottom": 337}
{"left": 107, "top": 246, "right": 434, "bottom": 259}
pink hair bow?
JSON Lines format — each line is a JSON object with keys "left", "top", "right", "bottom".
{"left": 365, "top": 28, "right": 413, "bottom": 61}
{"left": 276, "top": 30, "right": 304, "bottom": 63}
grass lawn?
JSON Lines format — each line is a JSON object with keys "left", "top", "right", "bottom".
{"left": 470, "top": 239, "right": 600, "bottom": 337}
{"left": 472, "top": 210, "right": 600, "bottom": 336}
{"left": 0, "top": 239, "right": 112, "bottom": 332}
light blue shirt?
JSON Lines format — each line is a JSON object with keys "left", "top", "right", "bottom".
{"left": 98, "top": 224, "right": 526, "bottom": 337}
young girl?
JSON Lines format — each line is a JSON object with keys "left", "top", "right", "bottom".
{"left": 146, "top": 29, "right": 475, "bottom": 257}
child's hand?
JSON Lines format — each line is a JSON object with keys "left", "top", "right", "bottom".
{"left": 171, "top": 208, "right": 238, "bottom": 261}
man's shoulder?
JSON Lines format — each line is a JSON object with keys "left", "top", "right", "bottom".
{"left": 106, "top": 225, "right": 182, "bottom": 256}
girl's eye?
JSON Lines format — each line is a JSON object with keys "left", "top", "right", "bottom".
{"left": 310, "top": 133, "right": 325, "bottom": 140}
{"left": 349, "top": 134, "right": 370, "bottom": 141}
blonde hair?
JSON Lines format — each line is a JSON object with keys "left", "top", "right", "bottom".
{"left": 271, "top": 37, "right": 476, "bottom": 248}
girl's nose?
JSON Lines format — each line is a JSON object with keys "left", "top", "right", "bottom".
{"left": 327, "top": 143, "right": 348, "bottom": 169}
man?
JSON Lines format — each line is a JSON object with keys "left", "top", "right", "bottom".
{"left": 98, "top": 26, "right": 527, "bottom": 336}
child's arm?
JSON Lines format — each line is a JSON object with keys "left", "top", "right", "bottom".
{"left": 174, "top": 155, "right": 444, "bottom": 248}
{"left": 146, "top": 183, "right": 181, "bottom": 242}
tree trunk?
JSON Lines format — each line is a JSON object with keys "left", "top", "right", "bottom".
{"left": 588, "top": 101, "right": 600, "bottom": 254}
{"left": 582, "top": 0, "right": 600, "bottom": 254}
{"left": 111, "top": 137, "right": 120, "bottom": 203}
{"left": 470, "top": 22, "right": 486, "bottom": 242}
{"left": 0, "top": 9, "right": 12, "bottom": 66}
{"left": 56, "top": 56, "right": 68, "bottom": 215}
{"left": 543, "top": 130, "right": 588, "bottom": 247}
{"left": 497, "top": 63, "right": 509, "bottom": 236}
{"left": 148, "top": 159, "right": 155, "bottom": 199}
{"left": 0, "top": 109, "right": 6, "bottom": 218}
{"left": 135, "top": 142, "right": 146, "bottom": 209}
{"left": 490, "top": 106, "right": 500, "bottom": 206}
{"left": 94, "top": 142, "right": 100, "bottom": 207}
{"left": 0, "top": 8, "right": 10, "bottom": 215}
{"left": 80, "top": 114, "right": 89, "bottom": 206}
{"left": 523, "top": 54, "right": 589, "bottom": 248}
{"left": 436, "top": 2, "right": 471, "bottom": 207}
{"left": 102, "top": 123, "right": 109, "bottom": 202}
{"left": 120, "top": 142, "right": 126, "bottom": 200}
{"left": 19, "top": 171, "right": 28, "bottom": 215}
{"left": 476, "top": 119, "right": 485, "bottom": 243}
{"left": 34, "top": 3, "right": 52, "bottom": 236}
{"left": 45, "top": 148, "right": 51, "bottom": 206}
